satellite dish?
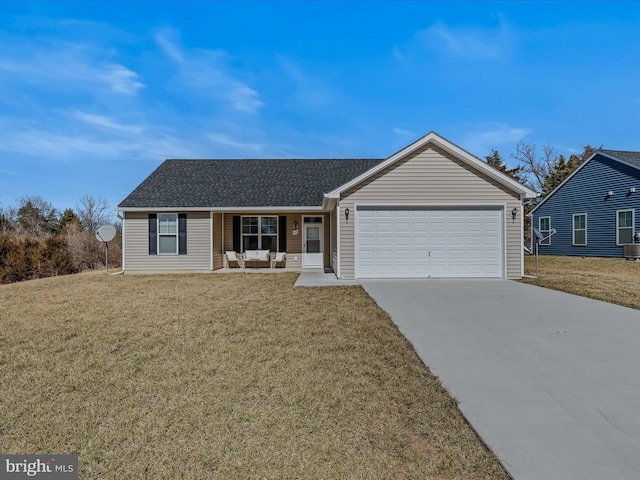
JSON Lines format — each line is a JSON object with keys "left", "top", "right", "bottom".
{"left": 532, "top": 227, "right": 544, "bottom": 241}
{"left": 96, "top": 224, "right": 116, "bottom": 243}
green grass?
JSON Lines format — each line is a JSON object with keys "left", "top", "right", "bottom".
{"left": 522, "top": 254, "right": 640, "bottom": 309}
{"left": 0, "top": 272, "right": 506, "bottom": 479}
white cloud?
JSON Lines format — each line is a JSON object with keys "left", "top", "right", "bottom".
{"left": 0, "top": 42, "right": 144, "bottom": 97}
{"left": 98, "top": 64, "right": 144, "bottom": 95}
{"left": 396, "top": 17, "right": 513, "bottom": 61}
{"left": 155, "top": 31, "right": 264, "bottom": 114}
{"left": 392, "top": 127, "right": 416, "bottom": 138}
{"left": 154, "top": 30, "right": 185, "bottom": 63}
{"left": 277, "top": 56, "right": 334, "bottom": 108}
{"left": 71, "top": 111, "right": 142, "bottom": 134}
{"left": 462, "top": 122, "right": 533, "bottom": 155}
{"left": 0, "top": 123, "right": 202, "bottom": 162}
{"left": 208, "top": 133, "right": 265, "bottom": 154}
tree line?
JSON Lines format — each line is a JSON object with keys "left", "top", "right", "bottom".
{"left": 485, "top": 141, "right": 601, "bottom": 246}
{"left": 484, "top": 141, "right": 600, "bottom": 196}
{"left": 0, "top": 195, "right": 121, "bottom": 284}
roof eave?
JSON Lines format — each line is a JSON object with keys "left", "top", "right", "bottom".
{"left": 116, "top": 205, "right": 327, "bottom": 212}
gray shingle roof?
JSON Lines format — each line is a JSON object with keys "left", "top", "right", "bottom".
{"left": 601, "top": 150, "right": 640, "bottom": 167}
{"left": 118, "top": 158, "right": 384, "bottom": 208}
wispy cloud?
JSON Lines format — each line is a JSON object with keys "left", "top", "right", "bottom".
{"left": 462, "top": 122, "right": 532, "bottom": 155}
{"left": 277, "top": 56, "right": 335, "bottom": 109}
{"left": 0, "top": 122, "right": 203, "bottom": 161}
{"left": 0, "top": 42, "right": 144, "bottom": 96}
{"left": 395, "top": 16, "right": 514, "bottom": 62}
{"left": 70, "top": 111, "right": 142, "bottom": 134}
{"left": 98, "top": 64, "right": 144, "bottom": 95}
{"left": 208, "top": 133, "right": 265, "bottom": 155}
{"left": 155, "top": 29, "right": 185, "bottom": 63}
{"left": 392, "top": 127, "right": 416, "bottom": 138}
{"left": 155, "top": 29, "right": 264, "bottom": 114}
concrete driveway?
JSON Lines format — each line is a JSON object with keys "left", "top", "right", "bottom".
{"left": 360, "top": 279, "right": 640, "bottom": 480}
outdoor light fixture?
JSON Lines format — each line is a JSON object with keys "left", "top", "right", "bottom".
{"left": 293, "top": 220, "right": 298, "bottom": 229}
{"left": 345, "top": 208, "right": 350, "bottom": 222}
{"left": 631, "top": 188, "right": 636, "bottom": 193}
{"left": 608, "top": 191, "right": 614, "bottom": 197}
{"left": 511, "top": 207, "right": 518, "bottom": 220}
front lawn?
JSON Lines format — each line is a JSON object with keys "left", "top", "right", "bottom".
{"left": 522, "top": 255, "right": 640, "bottom": 310}
{"left": 0, "top": 272, "right": 506, "bottom": 479}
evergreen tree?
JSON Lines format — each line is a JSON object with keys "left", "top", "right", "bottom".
{"left": 541, "top": 145, "right": 601, "bottom": 195}
{"left": 59, "top": 208, "right": 82, "bottom": 233}
{"left": 485, "top": 149, "right": 527, "bottom": 184}
{"left": 16, "top": 196, "right": 59, "bottom": 237}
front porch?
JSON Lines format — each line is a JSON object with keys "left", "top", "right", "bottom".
{"left": 212, "top": 211, "right": 336, "bottom": 272}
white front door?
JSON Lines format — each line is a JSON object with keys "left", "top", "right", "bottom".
{"left": 303, "top": 217, "right": 323, "bottom": 268}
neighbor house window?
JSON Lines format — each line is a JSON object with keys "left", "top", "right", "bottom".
{"left": 572, "top": 214, "right": 587, "bottom": 246}
{"left": 158, "top": 213, "right": 178, "bottom": 254}
{"left": 539, "top": 216, "right": 551, "bottom": 245}
{"left": 617, "top": 210, "right": 634, "bottom": 245}
{"left": 242, "top": 216, "right": 278, "bottom": 251}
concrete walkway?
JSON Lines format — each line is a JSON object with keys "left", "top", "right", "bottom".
{"left": 294, "top": 269, "right": 359, "bottom": 287}
{"left": 360, "top": 279, "right": 640, "bottom": 480}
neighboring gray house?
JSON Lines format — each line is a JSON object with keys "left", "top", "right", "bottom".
{"left": 117, "top": 132, "right": 536, "bottom": 279}
{"left": 531, "top": 149, "right": 640, "bottom": 257}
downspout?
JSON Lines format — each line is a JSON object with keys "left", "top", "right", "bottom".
{"left": 221, "top": 213, "right": 224, "bottom": 268}
{"left": 116, "top": 210, "right": 125, "bottom": 274}
{"left": 336, "top": 199, "right": 341, "bottom": 279}
{"left": 210, "top": 211, "right": 213, "bottom": 271}
{"left": 520, "top": 194, "right": 525, "bottom": 278}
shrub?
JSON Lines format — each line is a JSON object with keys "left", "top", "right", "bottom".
{"left": 0, "top": 234, "right": 77, "bottom": 284}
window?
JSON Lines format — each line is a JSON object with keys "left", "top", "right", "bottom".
{"left": 572, "top": 214, "right": 587, "bottom": 246}
{"left": 158, "top": 213, "right": 178, "bottom": 254}
{"left": 242, "top": 216, "right": 278, "bottom": 251}
{"left": 539, "top": 216, "right": 551, "bottom": 245}
{"left": 617, "top": 210, "right": 634, "bottom": 245}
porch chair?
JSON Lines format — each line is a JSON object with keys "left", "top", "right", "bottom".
{"left": 225, "top": 251, "right": 244, "bottom": 269}
{"left": 271, "top": 252, "right": 286, "bottom": 269}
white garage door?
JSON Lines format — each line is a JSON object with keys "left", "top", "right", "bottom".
{"left": 356, "top": 208, "right": 503, "bottom": 278}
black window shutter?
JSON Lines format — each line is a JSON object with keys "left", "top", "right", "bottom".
{"left": 278, "top": 216, "right": 287, "bottom": 252}
{"left": 148, "top": 214, "right": 157, "bottom": 255}
{"left": 178, "top": 213, "right": 187, "bottom": 255}
{"left": 232, "top": 216, "right": 241, "bottom": 252}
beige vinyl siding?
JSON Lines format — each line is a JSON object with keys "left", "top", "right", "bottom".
{"left": 339, "top": 144, "right": 522, "bottom": 279}
{"left": 123, "top": 211, "right": 211, "bottom": 271}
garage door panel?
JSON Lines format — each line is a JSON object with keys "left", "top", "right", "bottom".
{"left": 356, "top": 208, "right": 502, "bottom": 278}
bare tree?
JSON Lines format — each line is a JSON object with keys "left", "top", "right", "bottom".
{"left": 510, "top": 141, "right": 558, "bottom": 193}
{"left": 75, "top": 195, "right": 110, "bottom": 234}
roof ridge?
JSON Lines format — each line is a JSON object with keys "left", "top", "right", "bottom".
{"left": 602, "top": 149, "right": 640, "bottom": 154}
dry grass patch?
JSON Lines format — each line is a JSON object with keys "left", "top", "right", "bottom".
{"left": 0, "top": 272, "right": 506, "bottom": 479}
{"left": 522, "top": 255, "right": 640, "bottom": 309}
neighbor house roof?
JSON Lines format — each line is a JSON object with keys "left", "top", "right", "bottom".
{"left": 118, "top": 158, "right": 384, "bottom": 209}
{"left": 601, "top": 150, "right": 640, "bottom": 167}
{"left": 530, "top": 149, "right": 640, "bottom": 214}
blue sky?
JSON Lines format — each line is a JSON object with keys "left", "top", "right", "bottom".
{"left": 2, "top": 1, "right": 640, "bottom": 218}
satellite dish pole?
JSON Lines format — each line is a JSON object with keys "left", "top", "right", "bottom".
{"left": 532, "top": 227, "right": 556, "bottom": 276}
{"left": 95, "top": 224, "right": 117, "bottom": 272}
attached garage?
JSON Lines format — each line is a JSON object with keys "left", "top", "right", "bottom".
{"left": 356, "top": 207, "right": 503, "bottom": 278}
